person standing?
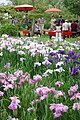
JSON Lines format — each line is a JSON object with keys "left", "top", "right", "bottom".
{"left": 68, "top": 20, "right": 72, "bottom": 31}
{"left": 62, "top": 20, "right": 69, "bottom": 31}
{"left": 76, "top": 20, "right": 80, "bottom": 36}
{"left": 57, "top": 16, "right": 65, "bottom": 25}
{"left": 38, "top": 17, "right": 44, "bottom": 35}
{"left": 57, "top": 15, "right": 65, "bottom": 31}
{"left": 71, "top": 20, "right": 78, "bottom": 37}
{"left": 62, "top": 20, "right": 69, "bottom": 39}
{"left": 34, "top": 21, "right": 41, "bottom": 36}
{"left": 50, "top": 15, "right": 56, "bottom": 30}
{"left": 55, "top": 22, "right": 62, "bottom": 41}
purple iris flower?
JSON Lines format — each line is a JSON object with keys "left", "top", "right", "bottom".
{"left": 65, "top": 56, "right": 69, "bottom": 60}
{"left": 55, "top": 55, "right": 60, "bottom": 62}
{"left": 65, "top": 56, "right": 69, "bottom": 63}
{"left": 49, "top": 52, "right": 56, "bottom": 56}
{"left": 65, "top": 51, "right": 77, "bottom": 63}
{"left": 59, "top": 50, "right": 65, "bottom": 55}
{"left": 45, "top": 62, "right": 51, "bottom": 66}
{"left": 49, "top": 44, "right": 53, "bottom": 47}
{"left": 71, "top": 67, "right": 79, "bottom": 76}
{"left": 78, "top": 52, "right": 80, "bottom": 57}
{"left": 68, "top": 51, "right": 75, "bottom": 58}
{"left": 74, "top": 61, "right": 80, "bottom": 64}
{"left": 69, "top": 66, "right": 73, "bottom": 72}
{"left": 71, "top": 54, "right": 77, "bottom": 60}
{"left": 48, "top": 59, "right": 53, "bottom": 63}
{"left": 57, "top": 57, "right": 61, "bottom": 62}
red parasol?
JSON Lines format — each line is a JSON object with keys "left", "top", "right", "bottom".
{"left": 45, "top": 8, "right": 63, "bottom": 12}
{"left": 15, "top": 4, "right": 34, "bottom": 11}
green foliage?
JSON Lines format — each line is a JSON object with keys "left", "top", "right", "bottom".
{"left": 44, "top": 21, "right": 51, "bottom": 29}
{"left": 0, "top": 0, "right": 78, "bottom": 27}
{"left": 0, "top": 0, "right": 79, "bottom": 33}
{"left": 64, "top": 0, "right": 80, "bottom": 16}
{"left": 0, "top": 24, "right": 19, "bottom": 36}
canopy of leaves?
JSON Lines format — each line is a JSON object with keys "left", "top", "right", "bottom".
{"left": 64, "top": 0, "right": 80, "bottom": 16}
{"left": 0, "top": 0, "right": 79, "bottom": 26}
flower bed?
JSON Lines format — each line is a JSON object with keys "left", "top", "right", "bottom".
{"left": 0, "top": 36, "right": 80, "bottom": 120}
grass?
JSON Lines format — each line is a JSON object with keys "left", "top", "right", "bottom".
{"left": 66, "top": 37, "right": 79, "bottom": 42}
{"left": 37, "top": 34, "right": 79, "bottom": 43}
{"left": 21, "top": 30, "right": 79, "bottom": 43}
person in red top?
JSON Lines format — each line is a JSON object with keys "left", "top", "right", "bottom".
{"left": 71, "top": 20, "right": 77, "bottom": 37}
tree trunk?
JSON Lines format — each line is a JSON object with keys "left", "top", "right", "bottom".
{"left": 31, "top": 0, "right": 35, "bottom": 36}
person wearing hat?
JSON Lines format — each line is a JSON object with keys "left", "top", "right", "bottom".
{"left": 62, "top": 20, "right": 69, "bottom": 31}
{"left": 62, "top": 20, "right": 69, "bottom": 40}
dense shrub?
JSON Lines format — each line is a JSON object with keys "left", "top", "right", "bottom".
{"left": 44, "top": 20, "right": 51, "bottom": 29}
{"left": 0, "top": 24, "right": 19, "bottom": 36}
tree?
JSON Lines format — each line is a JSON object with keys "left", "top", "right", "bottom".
{"left": 9, "top": 0, "right": 63, "bottom": 7}
{"left": 9, "top": 0, "right": 29, "bottom": 5}
{"left": 64, "top": 0, "right": 80, "bottom": 16}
